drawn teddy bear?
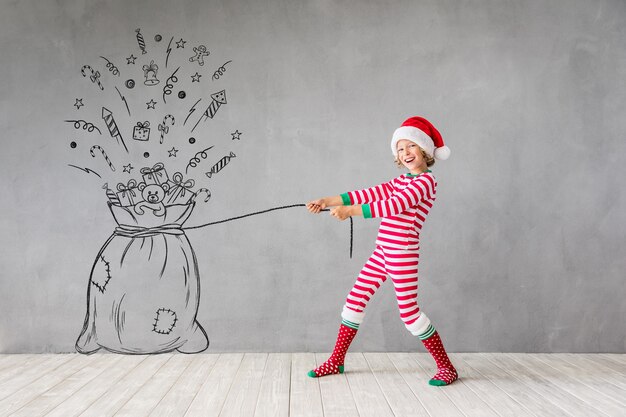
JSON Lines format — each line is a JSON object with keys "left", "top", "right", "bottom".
{"left": 134, "top": 183, "right": 169, "bottom": 216}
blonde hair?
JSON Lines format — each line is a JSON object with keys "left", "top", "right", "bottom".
{"left": 394, "top": 146, "right": 435, "bottom": 168}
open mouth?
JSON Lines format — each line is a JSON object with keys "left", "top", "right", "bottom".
{"left": 404, "top": 157, "right": 415, "bottom": 163}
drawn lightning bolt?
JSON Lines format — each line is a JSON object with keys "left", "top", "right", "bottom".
{"left": 166, "top": 36, "right": 174, "bottom": 68}
{"left": 184, "top": 98, "right": 202, "bottom": 126}
{"left": 115, "top": 86, "right": 131, "bottom": 117}
{"left": 68, "top": 164, "right": 102, "bottom": 178}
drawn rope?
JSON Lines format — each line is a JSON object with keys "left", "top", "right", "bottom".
{"left": 184, "top": 204, "right": 354, "bottom": 258}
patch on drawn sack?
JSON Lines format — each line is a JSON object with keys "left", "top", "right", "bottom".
{"left": 92, "top": 255, "right": 112, "bottom": 293}
{"left": 152, "top": 308, "right": 178, "bottom": 334}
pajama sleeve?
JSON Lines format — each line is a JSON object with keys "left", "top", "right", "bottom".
{"left": 362, "top": 174, "right": 436, "bottom": 218}
{"left": 341, "top": 180, "right": 395, "bottom": 206}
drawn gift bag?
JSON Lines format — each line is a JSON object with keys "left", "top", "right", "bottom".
{"left": 76, "top": 201, "right": 208, "bottom": 354}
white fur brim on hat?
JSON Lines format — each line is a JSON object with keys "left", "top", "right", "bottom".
{"left": 391, "top": 127, "right": 450, "bottom": 160}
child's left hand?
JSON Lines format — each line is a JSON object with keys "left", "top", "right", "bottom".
{"left": 330, "top": 206, "right": 353, "bottom": 221}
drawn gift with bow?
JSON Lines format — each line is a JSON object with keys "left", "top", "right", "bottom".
{"left": 115, "top": 179, "right": 142, "bottom": 207}
{"left": 133, "top": 121, "right": 150, "bottom": 141}
{"left": 164, "top": 172, "right": 195, "bottom": 205}
{"left": 141, "top": 162, "right": 169, "bottom": 185}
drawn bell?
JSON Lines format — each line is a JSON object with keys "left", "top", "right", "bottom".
{"left": 143, "top": 60, "right": 160, "bottom": 86}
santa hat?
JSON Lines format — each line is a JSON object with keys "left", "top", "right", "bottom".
{"left": 391, "top": 117, "right": 450, "bottom": 160}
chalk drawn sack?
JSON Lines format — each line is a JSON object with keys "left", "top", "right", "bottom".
{"left": 76, "top": 202, "right": 208, "bottom": 354}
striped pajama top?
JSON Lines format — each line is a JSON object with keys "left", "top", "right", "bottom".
{"left": 341, "top": 171, "right": 437, "bottom": 250}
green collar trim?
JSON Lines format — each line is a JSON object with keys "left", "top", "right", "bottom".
{"left": 406, "top": 169, "right": 431, "bottom": 177}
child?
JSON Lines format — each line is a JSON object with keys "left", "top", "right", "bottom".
{"left": 306, "top": 116, "right": 457, "bottom": 386}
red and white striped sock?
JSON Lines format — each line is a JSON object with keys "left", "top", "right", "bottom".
{"left": 419, "top": 325, "right": 458, "bottom": 386}
{"left": 308, "top": 321, "right": 359, "bottom": 378}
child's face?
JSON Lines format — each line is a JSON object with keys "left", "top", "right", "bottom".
{"left": 396, "top": 139, "right": 427, "bottom": 173}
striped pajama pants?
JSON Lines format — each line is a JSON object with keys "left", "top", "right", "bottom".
{"left": 342, "top": 245, "right": 425, "bottom": 334}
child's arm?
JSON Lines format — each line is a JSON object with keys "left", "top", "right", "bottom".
{"left": 364, "top": 175, "right": 436, "bottom": 219}
{"left": 306, "top": 195, "right": 343, "bottom": 214}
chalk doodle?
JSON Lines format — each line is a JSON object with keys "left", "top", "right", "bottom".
{"left": 189, "top": 137, "right": 196, "bottom": 144}
{"left": 176, "top": 38, "right": 186, "bottom": 48}
{"left": 168, "top": 147, "right": 179, "bottom": 157}
{"left": 189, "top": 45, "right": 209, "bottom": 66}
{"left": 162, "top": 67, "right": 180, "bottom": 104}
{"left": 100, "top": 56, "right": 120, "bottom": 76}
{"left": 123, "top": 163, "right": 134, "bottom": 173}
{"left": 70, "top": 141, "right": 77, "bottom": 148}
{"left": 126, "top": 54, "right": 137, "bottom": 65}
{"left": 165, "top": 36, "right": 174, "bottom": 68}
{"left": 92, "top": 255, "right": 112, "bottom": 293}
{"left": 153, "top": 308, "right": 178, "bottom": 335}
{"left": 155, "top": 34, "right": 163, "bottom": 42}
{"left": 143, "top": 152, "right": 150, "bottom": 158}
{"left": 185, "top": 146, "right": 214, "bottom": 173}
{"left": 146, "top": 99, "right": 157, "bottom": 109}
{"left": 212, "top": 60, "right": 232, "bottom": 80}
{"left": 143, "top": 60, "right": 160, "bottom": 86}
{"left": 191, "top": 72, "right": 201, "bottom": 82}
{"left": 125, "top": 79, "right": 135, "bottom": 89}
{"left": 158, "top": 114, "right": 175, "bottom": 144}
{"left": 231, "top": 130, "right": 242, "bottom": 140}
{"left": 184, "top": 98, "right": 202, "bottom": 126}
{"left": 178, "top": 91, "right": 186, "bottom": 99}
{"left": 65, "top": 119, "right": 102, "bottom": 134}
{"left": 89, "top": 145, "right": 115, "bottom": 171}
{"left": 192, "top": 90, "right": 227, "bottom": 132}
{"left": 81, "top": 65, "right": 104, "bottom": 91}
{"left": 103, "top": 183, "right": 121, "bottom": 205}
{"left": 74, "top": 98, "right": 84, "bottom": 109}
{"left": 206, "top": 151, "right": 235, "bottom": 178}
{"left": 68, "top": 164, "right": 102, "bottom": 178}
{"left": 114, "top": 87, "right": 131, "bottom": 117}
{"left": 133, "top": 121, "right": 151, "bottom": 141}
{"left": 135, "top": 28, "right": 147, "bottom": 54}
{"left": 134, "top": 183, "right": 169, "bottom": 216}
{"left": 101, "top": 107, "right": 128, "bottom": 152}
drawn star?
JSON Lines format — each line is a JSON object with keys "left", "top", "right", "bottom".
{"left": 74, "top": 98, "right": 84, "bottom": 109}
{"left": 126, "top": 54, "right": 137, "bottom": 64}
{"left": 231, "top": 130, "right": 242, "bottom": 140}
{"left": 176, "top": 38, "right": 186, "bottom": 48}
{"left": 123, "top": 163, "right": 134, "bottom": 173}
{"left": 168, "top": 147, "right": 179, "bottom": 157}
{"left": 191, "top": 72, "right": 202, "bottom": 82}
{"left": 146, "top": 99, "right": 157, "bottom": 109}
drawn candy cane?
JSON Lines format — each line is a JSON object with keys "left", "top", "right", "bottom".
{"left": 158, "top": 114, "right": 175, "bottom": 144}
{"left": 81, "top": 65, "right": 104, "bottom": 91}
{"left": 90, "top": 145, "right": 115, "bottom": 171}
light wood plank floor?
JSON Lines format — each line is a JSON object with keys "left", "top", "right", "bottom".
{"left": 0, "top": 353, "right": 624, "bottom": 417}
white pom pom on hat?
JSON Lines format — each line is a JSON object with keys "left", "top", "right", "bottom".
{"left": 391, "top": 116, "right": 450, "bottom": 160}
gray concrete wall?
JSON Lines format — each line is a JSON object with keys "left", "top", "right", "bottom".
{"left": 0, "top": 0, "right": 624, "bottom": 353}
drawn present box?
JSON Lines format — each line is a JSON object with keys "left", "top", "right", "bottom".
{"left": 133, "top": 121, "right": 150, "bottom": 141}
{"left": 116, "top": 179, "right": 142, "bottom": 207}
{"left": 141, "top": 162, "right": 169, "bottom": 186}
{"left": 164, "top": 172, "right": 196, "bottom": 205}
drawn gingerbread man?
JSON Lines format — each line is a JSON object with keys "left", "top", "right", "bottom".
{"left": 189, "top": 45, "right": 210, "bottom": 66}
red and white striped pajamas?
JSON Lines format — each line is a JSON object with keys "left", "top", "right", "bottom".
{"left": 340, "top": 172, "right": 437, "bottom": 335}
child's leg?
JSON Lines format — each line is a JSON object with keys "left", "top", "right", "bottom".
{"left": 387, "top": 248, "right": 457, "bottom": 386}
{"left": 309, "top": 247, "right": 387, "bottom": 378}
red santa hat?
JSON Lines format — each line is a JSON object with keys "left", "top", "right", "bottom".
{"left": 391, "top": 116, "right": 450, "bottom": 160}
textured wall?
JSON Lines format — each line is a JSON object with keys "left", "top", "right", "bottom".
{"left": 0, "top": 0, "right": 624, "bottom": 353}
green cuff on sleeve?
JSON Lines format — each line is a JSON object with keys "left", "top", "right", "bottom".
{"left": 362, "top": 204, "right": 372, "bottom": 218}
{"left": 341, "top": 193, "right": 351, "bottom": 206}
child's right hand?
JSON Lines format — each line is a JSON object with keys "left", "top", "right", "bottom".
{"left": 306, "top": 198, "right": 326, "bottom": 214}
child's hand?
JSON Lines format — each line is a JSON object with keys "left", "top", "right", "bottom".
{"left": 330, "top": 206, "right": 352, "bottom": 221}
{"left": 306, "top": 199, "right": 326, "bottom": 214}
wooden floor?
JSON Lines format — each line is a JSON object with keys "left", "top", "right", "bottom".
{"left": 0, "top": 353, "right": 624, "bottom": 417}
